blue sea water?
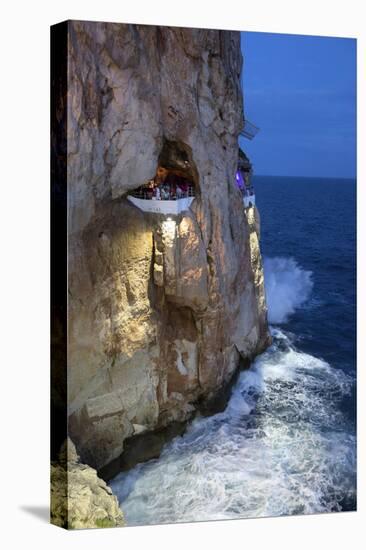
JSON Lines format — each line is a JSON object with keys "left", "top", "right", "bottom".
{"left": 257, "top": 176, "right": 356, "bottom": 378}
{"left": 110, "top": 176, "right": 357, "bottom": 525}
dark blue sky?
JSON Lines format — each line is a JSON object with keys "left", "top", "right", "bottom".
{"left": 239, "top": 32, "right": 356, "bottom": 178}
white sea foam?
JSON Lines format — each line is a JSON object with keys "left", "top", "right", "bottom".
{"left": 264, "top": 257, "right": 313, "bottom": 323}
{"left": 110, "top": 331, "right": 356, "bottom": 525}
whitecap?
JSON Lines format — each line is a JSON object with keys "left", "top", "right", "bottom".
{"left": 110, "top": 332, "right": 356, "bottom": 525}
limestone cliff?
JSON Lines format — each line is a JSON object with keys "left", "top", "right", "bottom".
{"left": 65, "top": 21, "right": 270, "bottom": 473}
{"left": 51, "top": 439, "right": 125, "bottom": 529}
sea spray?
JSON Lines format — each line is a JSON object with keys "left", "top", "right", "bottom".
{"left": 110, "top": 329, "right": 356, "bottom": 525}
{"left": 263, "top": 257, "right": 313, "bottom": 323}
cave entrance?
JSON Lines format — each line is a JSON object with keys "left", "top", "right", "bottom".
{"left": 127, "top": 139, "right": 198, "bottom": 216}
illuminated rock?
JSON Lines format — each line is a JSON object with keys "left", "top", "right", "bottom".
{"left": 65, "top": 21, "right": 271, "bottom": 473}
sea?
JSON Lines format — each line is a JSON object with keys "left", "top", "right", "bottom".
{"left": 110, "top": 176, "right": 357, "bottom": 525}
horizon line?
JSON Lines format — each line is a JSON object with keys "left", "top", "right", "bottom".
{"left": 253, "top": 174, "right": 356, "bottom": 180}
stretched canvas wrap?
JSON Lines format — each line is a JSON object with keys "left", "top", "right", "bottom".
{"left": 51, "top": 20, "right": 357, "bottom": 529}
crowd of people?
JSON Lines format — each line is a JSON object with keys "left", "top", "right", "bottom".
{"left": 131, "top": 167, "right": 195, "bottom": 201}
{"left": 130, "top": 166, "right": 254, "bottom": 203}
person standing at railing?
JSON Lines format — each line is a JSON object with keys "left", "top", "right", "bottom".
{"left": 170, "top": 182, "right": 177, "bottom": 200}
{"left": 179, "top": 181, "right": 188, "bottom": 197}
{"left": 161, "top": 183, "right": 170, "bottom": 200}
{"left": 145, "top": 180, "right": 154, "bottom": 200}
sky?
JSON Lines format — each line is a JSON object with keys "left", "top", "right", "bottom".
{"left": 239, "top": 32, "right": 356, "bottom": 178}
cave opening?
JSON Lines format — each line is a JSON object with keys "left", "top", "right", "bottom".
{"left": 127, "top": 138, "right": 199, "bottom": 216}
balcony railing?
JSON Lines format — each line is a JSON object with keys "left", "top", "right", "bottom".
{"left": 129, "top": 185, "right": 195, "bottom": 201}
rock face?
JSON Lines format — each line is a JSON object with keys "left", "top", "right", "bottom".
{"left": 66, "top": 21, "right": 270, "bottom": 472}
{"left": 51, "top": 439, "right": 125, "bottom": 529}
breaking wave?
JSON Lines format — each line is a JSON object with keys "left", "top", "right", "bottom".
{"left": 264, "top": 257, "right": 313, "bottom": 324}
{"left": 110, "top": 330, "right": 356, "bottom": 525}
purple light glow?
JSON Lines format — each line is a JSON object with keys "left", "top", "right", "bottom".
{"left": 235, "top": 170, "right": 245, "bottom": 189}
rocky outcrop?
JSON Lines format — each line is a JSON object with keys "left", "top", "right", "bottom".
{"left": 245, "top": 206, "right": 268, "bottom": 340}
{"left": 51, "top": 439, "right": 125, "bottom": 529}
{"left": 65, "top": 21, "right": 270, "bottom": 473}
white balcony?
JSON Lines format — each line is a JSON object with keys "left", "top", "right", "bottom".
{"left": 127, "top": 195, "right": 195, "bottom": 215}
{"left": 243, "top": 194, "right": 255, "bottom": 208}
